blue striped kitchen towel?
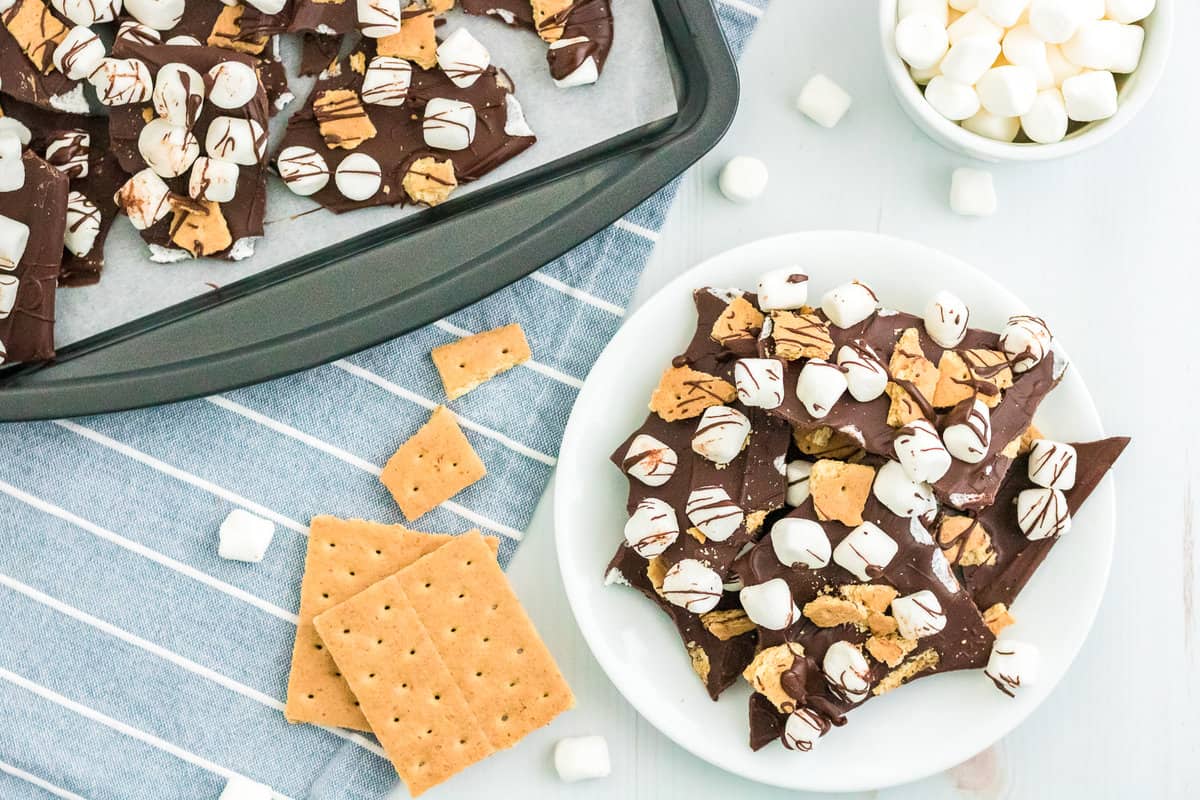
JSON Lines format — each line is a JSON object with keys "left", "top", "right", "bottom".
{"left": 0, "top": 3, "right": 767, "bottom": 798}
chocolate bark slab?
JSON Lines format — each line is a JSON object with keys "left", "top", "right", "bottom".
{"left": 288, "top": 0, "right": 358, "bottom": 35}
{"left": 0, "top": 22, "right": 86, "bottom": 114}
{"left": 462, "top": 0, "right": 614, "bottom": 85}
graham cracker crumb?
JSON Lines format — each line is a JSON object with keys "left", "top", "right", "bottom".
{"left": 686, "top": 642, "right": 711, "bottom": 684}
{"left": 873, "top": 648, "right": 939, "bottom": 695}
{"left": 686, "top": 526, "right": 706, "bottom": 544}
{"left": 313, "top": 89, "right": 377, "bottom": 150}
{"left": 646, "top": 556, "right": 667, "bottom": 595}
{"left": 983, "top": 603, "right": 1015, "bottom": 636}
{"left": 803, "top": 595, "right": 865, "bottom": 628}
{"left": 700, "top": 609, "right": 755, "bottom": 641}
{"left": 809, "top": 459, "right": 875, "bottom": 527}
{"left": 648, "top": 365, "right": 736, "bottom": 422}
{"left": 402, "top": 157, "right": 457, "bottom": 207}
{"left": 745, "top": 510, "right": 767, "bottom": 535}
{"left": 742, "top": 643, "right": 803, "bottom": 712}
{"left": 769, "top": 310, "right": 834, "bottom": 361}
{"left": 349, "top": 50, "right": 367, "bottom": 74}
{"left": 886, "top": 328, "right": 937, "bottom": 427}
{"left": 866, "top": 634, "right": 918, "bottom": 668}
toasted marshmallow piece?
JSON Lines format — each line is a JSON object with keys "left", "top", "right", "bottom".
{"left": 821, "top": 281, "right": 878, "bottom": 328}
{"left": 925, "top": 76, "right": 981, "bottom": 121}
{"left": 1017, "top": 487, "right": 1071, "bottom": 539}
{"left": 891, "top": 590, "right": 948, "bottom": 639}
{"left": 623, "top": 433, "right": 677, "bottom": 487}
{"left": 207, "top": 62, "right": 260, "bottom": 110}
{"left": 977, "top": 65, "right": 1039, "bottom": 117}
{"left": 554, "top": 736, "right": 611, "bottom": 783}
{"left": 0, "top": 274, "right": 17, "bottom": 319}
{"left": 691, "top": 405, "right": 751, "bottom": 465}
{"left": 785, "top": 460, "right": 814, "bottom": 507}
{"left": 1029, "top": 0, "right": 1083, "bottom": 43}
{"left": 757, "top": 267, "right": 809, "bottom": 311}
{"left": 1062, "top": 19, "right": 1144, "bottom": 72}
{"left": 661, "top": 559, "right": 723, "bottom": 614}
{"left": 0, "top": 134, "right": 22, "bottom": 194}
{"left": 218, "top": 775, "right": 273, "bottom": 800}
{"left": 686, "top": 485, "right": 745, "bottom": 542}
{"left": 0, "top": 215, "right": 30, "bottom": 271}
{"left": 770, "top": 517, "right": 831, "bottom": 569}
{"left": 896, "top": 13, "right": 950, "bottom": 70}
{"left": 948, "top": 8, "right": 1004, "bottom": 43}
{"left": 139, "top": 119, "right": 199, "bottom": 178}
{"left": 549, "top": 38, "right": 599, "bottom": 88}
{"left": 783, "top": 707, "right": 828, "bottom": 752}
{"left": 45, "top": 129, "right": 90, "bottom": 179}
{"left": 718, "top": 156, "right": 769, "bottom": 203}
{"left": 437, "top": 28, "right": 491, "bottom": 88}
{"left": 52, "top": 0, "right": 120, "bottom": 25}
{"left": 796, "top": 74, "right": 852, "bottom": 128}
{"left": 218, "top": 509, "right": 276, "bottom": 563}
{"left": 623, "top": 497, "right": 679, "bottom": 558}
{"left": 1028, "top": 439, "right": 1077, "bottom": 489}
{"left": 950, "top": 167, "right": 997, "bottom": 217}
{"left": 924, "top": 290, "right": 970, "bottom": 348}
{"left": 735, "top": 358, "right": 785, "bottom": 409}
{"left": 245, "top": 0, "right": 287, "bottom": 13}
{"left": 833, "top": 521, "right": 899, "bottom": 581}
{"left": 277, "top": 145, "right": 330, "bottom": 196}
{"left": 795, "top": 359, "right": 848, "bottom": 419}
{"left": 962, "top": 108, "right": 1021, "bottom": 141}
{"left": 999, "top": 314, "right": 1052, "bottom": 372}
{"left": 985, "top": 639, "right": 1039, "bottom": 697}
{"left": 334, "top": 152, "right": 382, "bottom": 201}
{"left": 53, "top": 26, "right": 106, "bottom": 80}
{"left": 1061, "top": 70, "right": 1118, "bottom": 121}
{"left": 873, "top": 460, "right": 938, "bottom": 520}
{"left": 837, "top": 340, "right": 888, "bottom": 402}
{"left": 153, "top": 63, "right": 206, "bottom": 128}
{"left": 894, "top": 419, "right": 953, "bottom": 484}
{"left": 205, "top": 117, "right": 266, "bottom": 166}
{"left": 740, "top": 579, "right": 800, "bottom": 631}
{"left": 63, "top": 192, "right": 100, "bottom": 257}
{"left": 357, "top": 0, "right": 403, "bottom": 37}
{"left": 1021, "top": 88, "right": 1069, "bottom": 142}
{"left": 116, "top": 20, "right": 160, "bottom": 45}
{"left": 361, "top": 56, "right": 413, "bottom": 107}
{"left": 943, "top": 398, "right": 992, "bottom": 463}
{"left": 940, "top": 36, "right": 1001, "bottom": 85}
{"left": 979, "top": 0, "right": 1030, "bottom": 26}
{"left": 423, "top": 97, "right": 477, "bottom": 151}
{"left": 823, "top": 640, "right": 871, "bottom": 701}
{"left": 124, "top": 0, "right": 183, "bottom": 29}
{"left": 900, "top": 0, "right": 950, "bottom": 25}
{"left": 90, "top": 57, "right": 154, "bottom": 106}
{"left": 114, "top": 169, "right": 172, "bottom": 230}
{"left": 188, "top": 157, "right": 239, "bottom": 203}
{"left": 1106, "top": 0, "right": 1154, "bottom": 23}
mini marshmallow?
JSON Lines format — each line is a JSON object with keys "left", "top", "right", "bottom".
{"left": 0, "top": 134, "right": 22, "bottom": 194}
{"left": 115, "top": 20, "right": 160, "bottom": 45}
{"left": 357, "top": 0, "right": 403, "bottom": 37}
{"left": 979, "top": 0, "right": 1030, "bottom": 26}
{"left": 1028, "top": 439, "right": 1077, "bottom": 489}
{"left": 833, "top": 521, "right": 899, "bottom": 581}
{"left": 821, "top": 281, "right": 878, "bottom": 328}
{"left": 114, "top": 169, "right": 171, "bottom": 230}
{"left": 740, "top": 579, "right": 799, "bottom": 631}
{"left": 943, "top": 398, "right": 992, "bottom": 463}
{"left": 0, "top": 215, "right": 30, "bottom": 271}
{"left": 770, "top": 516, "right": 831, "bottom": 569}
{"left": 894, "top": 419, "right": 953, "bottom": 483}
{"left": 686, "top": 485, "right": 745, "bottom": 542}
{"left": 549, "top": 37, "right": 600, "bottom": 88}
{"left": 950, "top": 0, "right": 980, "bottom": 9}
{"left": 423, "top": 97, "right": 477, "bottom": 151}
{"left": 757, "top": 266, "right": 809, "bottom": 310}
{"left": 1020, "top": 87, "right": 1069, "bottom": 141}
{"left": 999, "top": 314, "right": 1052, "bottom": 371}
{"left": 1105, "top": 0, "right": 1154, "bottom": 23}
{"left": 896, "top": 13, "right": 950, "bottom": 70}
{"left": 795, "top": 359, "right": 848, "bottom": 419}
{"left": 661, "top": 558, "right": 723, "bottom": 614}
{"left": 924, "top": 290, "right": 970, "bottom": 348}
{"left": 334, "top": 152, "right": 382, "bottom": 201}
{"left": 1046, "top": 42, "right": 1083, "bottom": 85}
{"left": 836, "top": 340, "right": 889, "bottom": 402}
{"left": 910, "top": 63, "right": 941, "bottom": 85}
{"left": 873, "top": 460, "right": 938, "bottom": 519}
{"left": 437, "top": 28, "right": 490, "bottom": 88}
{"left": 691, "top": 405, "right": 751, "bottom": 465}
{"left": 796, "top": 74, "right": 852, "bottom": 128}
{"left": 623, "top": 433, "right": 677, "bottom": 487}
{"left": 984, "top": 639, "right": 1039, "bottom": 697}
{"left": 361, "top": 56, "right": 413, "bottom": 106}
{"left": 277, "top": 145, "right": 331, "bottom": 196}
{"left": 948, "top": 9, "right": 1004, "bottom": 43}
{"left": 63, "top": 192, "right": 100, "bottom": 257}
{"left": 208, "top": 61, "right": 260, "bottom": 110}
{"left": 940, "top": 36, "right": 1001, "bottom": 85}
{"left": 205, "top": 117, "right": 265, "bottom": 166}
{"left": 0, "top": 117, "right": 31, "bottom": 146}
{"left": 153, "top": 62, "right": 206, "bottom": 128}
{"left": 1016, "top": 487, "right": 1071, "bottom": 539}
{"left": 554, "top": 736, "right": 611, "bottom": 783}
{"left": 89, "top": 57, "right": 154, "bottom": 106}
{"left": 1061, "top": 19, "right": 1143, "bottom": 72}
{"left": 0, "top": 275, "right": 17, "bottom": 319}
{"left": 218, "top": 775, "right": 273, "bottom": 800}
{"left": 785, "top": 461, "right": 813, "bottom": 507}
{"left": 735, "top": 358, "right": 785, "bottom": 409}
{"left": 961, "top": 108, "right": 1021, "bottom": 141}
{"left": 53, "top": 26, "right": 106, "bottom": 80}
{"left": 164, "top": 34, "right": 201, "bottom": 45}
{"left": 900, "top": 0, "right": 950, "bottom": 25}
{"left": 822, "top": 640, "right": 870, "bottom": 701}
{"left": 623, "top": 497, "right": 679, "bottom": 558}
{"left": 188, "top": 157, "right": 239, "bottom": 203}
{"left": 123, "top": 0, "right": 183, "bottom": 30}
{"left": 718, "top": 155, "right": 768, "bottom": 203}
{"left": 245, "top": 0, "right": 287, "bottom": 13}
{"left": 783, "top": 707, "right": 827, "bottom": 752}
{"left": 218, "top": 509, "right": 276, "bottom": 563}
{"left": 138, "top": 118, "right": 199, "bottom": 178}
{"left": 977, "top": 65, "right": 1039, "bottom": 116}
{"left": 1061, "top": 70, "right": 1118, "bottom": 121}
{"left": 1004, "top": 25, "right": 1054, "bottom": 88}
{"left": 891, "top": 590, "right": 948, "bottom": 639}
{"left": 950, "top": 167, "right": 997, "bottom": 217}
{"left": 1029, "top": 0, "right": 1083, "bottom": 43}
{"left": 45, "top": 130, "right": 90, "bottom": 179}
{"left": 925, "top": 76, "right": 981, "bottom": 121}
{"left": 52, "top": 0, "right": 120, "bottom": 25}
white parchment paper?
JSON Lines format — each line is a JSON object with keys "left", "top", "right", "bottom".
{"left": 54, "top": 0, "right": 678, "bottom": 347}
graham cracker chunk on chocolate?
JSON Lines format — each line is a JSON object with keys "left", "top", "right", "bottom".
{"left": 531, "top": 0, "right": 572, "bottom": 41}
{"left": 710, "top": 295, "right": 764, "bottom": 347}
{"left": 431, "top": 323, "right": 531, "bottom": 400}
{"left": 381, "top": 406, "right": 487, "bottom": 521}
{"left": 403, "top": 157, "right": 458, "bottom": 207}
{"left": 648, "top": 365, "right": 736, "bottom": 422}
{"left": 208, "top": 4, "right": 269, "bottom": 54}
{"left": 170, "top": 200, "right": 233, "bottom": 258}
{"left": 3, "top": 0, "right": 68, "bottom": 73}
{"left": 377, "top": 8, "right": 438, "bottom": 68}
{"left": 314, "top": 576, "right": 498, "bottom": 796}
{"left": 809, "top": 459, "right": 875, "bottom": 526}
{"left": 313, "top": 89, "right": 377, "bottom": 150}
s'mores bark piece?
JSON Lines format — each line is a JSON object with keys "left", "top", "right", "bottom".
{"left": 431, "top": 323, "right": 531, "bottom": 400}
{"left": 380, "top": 406, "right": 487, "bottom": 521}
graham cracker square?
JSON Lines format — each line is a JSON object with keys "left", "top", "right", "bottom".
{"left": 3, "top": 0, "right": 68, "bottom": 73}
{"left": 430, "top": 323, "right": 531, "bottom": 400}
{"left": 380, "top": 406, "right": 487, "bottom": 521}
{"left": 810, "top": 459, "right": 876, "bottom": 527}
{"left": 313, "top": 89, "right": 377, "bottom": 150}
{"left": 377, "top": 8, "right": 437, "bottom": 68}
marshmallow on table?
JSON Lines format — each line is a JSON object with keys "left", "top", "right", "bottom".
{"left": 218, "top": 509, "right": 276, "bottom": 563}
{"left": 718, "top": 155, "right": 768, "bottom": 203}
{"left": 740, "top": 579, "right": 799, "bottom": 630}
{"left": 1106, "top": 0, "right": 1155, "bottom": 23}
{"left": 1061, "top": 19, "right": 1144, "bottom": 73}
{"left": 123, "top": 0, "right": 184, "bottom": 30}
{"left": 208, "top": 62, "right": 260, "bottom": 110}
{"left": 899, "top": 0, "right": 950, "bottom": 25}
{"left": 218, "top": 776, "right": 273, "bottom": 800}
{"left": 896, "top": 13, "right": 950, "bottom": 70}
{"left": 821, "top": 280, "right": 878, "bottom": 328}
{"left": 356, "top": 0, "right": 403, "bottom": 37}
{"left": 924, "top": 290, "right": 970, "bottom": 348}
{"left": 943, "top": 398, "right": 992, "bottom": 463}
{"left": 622, "top": 433, "right": 677, "bottom": 487}
{"left": 691, "top": 404, "right": 751, "bottom": 465}
{"left": 0, "top": 215, "right": 30, "bottom": 271}
{"left": 833, "top": 521, "right": 899, "bottom": 581}
{"left": 837, "top": 340, "right": 888, "bottom": 402}
{"left": 52, "top": 0, "right": 120, "bottom": 25}
{"left": 984, "top": 639, "right": 1039, "bottom": 697}
{"left": 822, "top": 640, "right": 871, "bottom": 701}
{"left": 894, "top": 419, "right": 953, "bottom": 483}
{"left": 948, "top": 9, "right": 1004, "bottom": 43}
{"left": 734, "top": 357, "right": 785, "bottom": 409}
{"left": 1016, "top": 487, "right": 1071, "bottom": 539}
{"left": 961, "top": 108, "right": 1021, "bottom": 141}
{"left": 554, "top": 736, "right": 611, "bottom": 783}
{"left": 686, "top": 485, "right": 745, "bottom": 542}
{"left": 977, "top": 65, "right": 1038, "bottom": 117}
{"left": 999, "top": 314, "right": 1052, "bottom": 372}
{"left": 770, "top": 517, "right": 831, "bottom": 569}
{"left": 785, "top": 460, "right": 813, "bottom": 507}
{"left": 796, "top": 74, "right": 852, "bottom": 128}
{"left": 277, "top": 145, "right": 330, "bottom": 196}
{"left": 873, "top": 460, "right": 938, "bottom": 520}
{"left": 623, "top": 497, "right": 679, "bottom": 558}
{"left": 361, "top": 56, "right": 413, "bottom": 107}
{"left": 1021, "top": 88, "right": 1069, "bottom": 142}
{"left": 423, "top": 97, "right": 477, "bottom": 151}
{"left": 334, "top": 152, "right": 382, "bottom": 201}
{"left": 950, "top": 167, "right": 997, "bottom": 217}
{"left": 1028, "top": 439, "right": 1077, "bottom": 489}
{"left": 1003, "top": 25, "right": 1054, "bottom": 88}
{"left": 891, "top": 590, "right": 948, "bottom": 639}
{"left": 940, "top": 36, "right": 1000, "bottom": 86}
{"left": 925, "top": 76, "right": 981, "bottom": 121}
{"left": 188, "top": 157, "right": 239, "bottom": 203}
{"left": 1062, "top": 70, "right": 1118, "bottom": 121}
{"left": 661, "top": 558, "right": 723, "bottom": 614}
{"left": 53, "top": 26, "right": 106, "bottom": 81}
{"left": 757, "top": 266, "right": 808, "bottom": 310}
{"left": 63, "top": 192, "right": 100, "bottom": 258}
{"left": 979, "top": 0, "right": 1030, "bottom": 27}
{"left": 437, "top": 28, "right": 490, "bottom": 88}
{"left": 795, "top": 359, "right": 848, "bottom": 419}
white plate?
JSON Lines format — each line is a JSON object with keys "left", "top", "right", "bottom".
{"left": 553, "top": 231, "right": 1117, "bottom": 793}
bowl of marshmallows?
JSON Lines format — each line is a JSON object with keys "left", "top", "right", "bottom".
{"left": 879, "top": 0, "right": 1172, "bottom": 160}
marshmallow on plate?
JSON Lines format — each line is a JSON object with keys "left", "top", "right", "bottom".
{"left": 757, "top": 266, "right": 809, "bottom": 310}
{"left": 833, "top": 521, "right": 899, "bottom": 581}
{"left": 53, "top": 26, "right": 106, "bottom": 80}
{"left": 218, "top": 775, "right": 273, "bottom": 800}
{"left": 188, "top": 157, "right": 239, "bottom": 203}
{"left": 821, "top": 281, "right": 878, "bottom": 328}
{"left": 622, "top": 433, "right": 678, "bottom": 487}
{"left": 924, "top": 290, "right": 970, "bottom": 348}
{"left": 277, "top": 145, "right": 330, "bottom": 196}
{"left": 0, "top": 215, "right": 30, "bottom": 271}
{"left": 783, "top": 707, "right": 828, "bottom": 752}
{"left": 891, "top": 590, "right": 948, "bottom": 639}
{"left": 554, "top": 736, "right": 611, "bottom": 783}
{"left": 795, "top": 359, "right": 848, "bottom": 419}
{"left": 334, "top": 152, "right": 382, "bottom": 201}
{"left": 796, "top": 74, "right": 852, "bottom": 128}
{"left": 123, "top": 0, "right": 183, "bottom": 29}
{"left": 896, "top": 13, "right": 950, "bottom": 70}
{"left": 691, "top": 405, "right": 751, "bottom": 465}
{"left": 218, "top": 509, "right": 276, "bottom": 563}
{"left": 356, "top": 0, "right": 403, "bottom": 37}
{"left": 822, "top": 640, "right": 871, "bottom": 701}
{"left": 836, "top": 340, "right": 888, "bottom": 402}
{"left": 1027, "top": 439, "right": 1077, "bottom": 489}
{"left": 623, "top": 497, "right": 679, "bottom": 558}
{"left": 1061, "top": 19, "right": 1144, "bottom": 72}
{"left": 661, "top": 558, "right": 723, "bottom": 613}
{"left": 942, "top": 398, "right": 992, "bottom": 463}
{"left": 718, "top": 155, "right": 768, "bottom": 203}
{"left": 1061, "top": 70, "right": 1118, "bottom": 122}
{"left": 90, "top": 57, "right": 154, "bottom": 105}
{"left": 63, "top": 192, "right": 101, "bottom": 257}
{"left": 207, "top": 61, "right": 260, "bottom": 110}
{"left": 785, "top": 460, "right": 814, "bottom": 507}
{"left": 999, "top": 314, "right": 1052, "bottom": 372}
{"left": 770, "top": 516, "right": 831, "bottom": 569}
{"left": 685, "top": 485, "right": 745, "bottom": 542}
{"left": 114, "top": 169, "right": 172, "bottom": 230}
{"left": 873, "top": 460, "right": 938, "bottom": 520}
{"left": 734, "top": 357, "right": 785, "bottom": 409}
{"left": 984, "top": 639, "right": 1039, "bottom": 697}
{"left": 940, "top": 36, "right": 1001, "bottom": 85}
{"left": 740, "top": 578, "right": 799, "bottom": 630}
{"left": 925, "top": 76, "right": 981, "bottom": 121}
{"left": 950, "top": 167, "right": 997, "bottom": 217}
{"left": 423, "top": 98, "right": 477, "bottom": 151}
{"left": 894, "top": 419, "right": 952, "bottom": 483}
{"left": 361, "top": 56, "right": 413, "bottom": 106}
{"left": 437, "top": 28, "right": 490, "bottom": 88}
{"left": 1016, "top": 487, "right": 1071, "bottom": 539}
{"left": 45, "top": 129, "right": 90, "bottom": 179}
{"left": 1021, "top": 88, "right": 1069, "bottom": 142}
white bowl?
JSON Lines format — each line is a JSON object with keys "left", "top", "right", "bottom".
{"left": 879, "top": 0, "right": 1174, "bottom": 161}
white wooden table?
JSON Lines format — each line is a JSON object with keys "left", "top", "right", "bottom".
{"left": 395, "top": 1, "right": 1200, "bottom": 796}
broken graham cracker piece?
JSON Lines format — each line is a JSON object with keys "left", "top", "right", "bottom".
{"left": 431, "top": 323, "right": 531, "bottom": 401}
{"left": 865, "top": 633, "right": 918, "bottom": 668}
{"left": 531, "top": 0, "right": 572, "bottom": 41}
{"left": 803, "top": 584, "right": 898, "bottom": 629}
{"left": 381, "top": 406, "right": 487, "bottom": 521}
{"left": 1018, "top": 424, "right": 1043, "bottom": 455}
{"left": 394, "top": 531, "right": 574, "bottom": 749}
{"left": 377, "top": 8, "right": 438, "bottom": 68}
{"left": 793, "top": 426, "right": 865, "bottom": 461}
{"left": 937, "top": 515, "right": 995, "bottom": 567}
{"left": 403, "top": 157, "right": 457, "bottom": 207}
{"left": 931, "top": 349, "right": 1014, "bottom": 410}
{"left": 313, "top": 89, "right": 377, "bottom": 150}
{"left": 169, "top": 199, "right": 232, "bottom": 258}
{"left": 742, "top": 643, "right": 803, "bottom": 712}
{"left": 3, "top": 0, "right": 68, "bottom": 73}
{"left": 208, "top": 4, "right": 269, "bottom": 54}
{"left": 769, "top": 310, "right": 834, "bottom": 361}
{"left": 314, "top": 576, "right": 497, "bottom": 796}
{"left": 686, "top": 641, "right": 710, "bottom": 684}
{"left": 648, "top": 365, "right": 736, "bottom": 422}
{"left": 700, "top": 609, "right": 755, "bottom": 641}
{"left": 982, "top": 603, "right": 1015, "bottom": 636}
{"left": 873, "top": 648, "right": 939, "bottom": 695}
{"left": 710, "top": 295, "right": 764, "bottom": 348}
{"left": 886, "top": 327, "right": 938, "bottom": 427}
{"left": 809, "top": 459, "right": 875, "bottom": 527}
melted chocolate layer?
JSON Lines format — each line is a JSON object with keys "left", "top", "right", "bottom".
{"left": 0, "top": 23, "right": 83, "bottom": 113}
{"left": 462, "top": 0, "right": 614, "bottom": 82}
